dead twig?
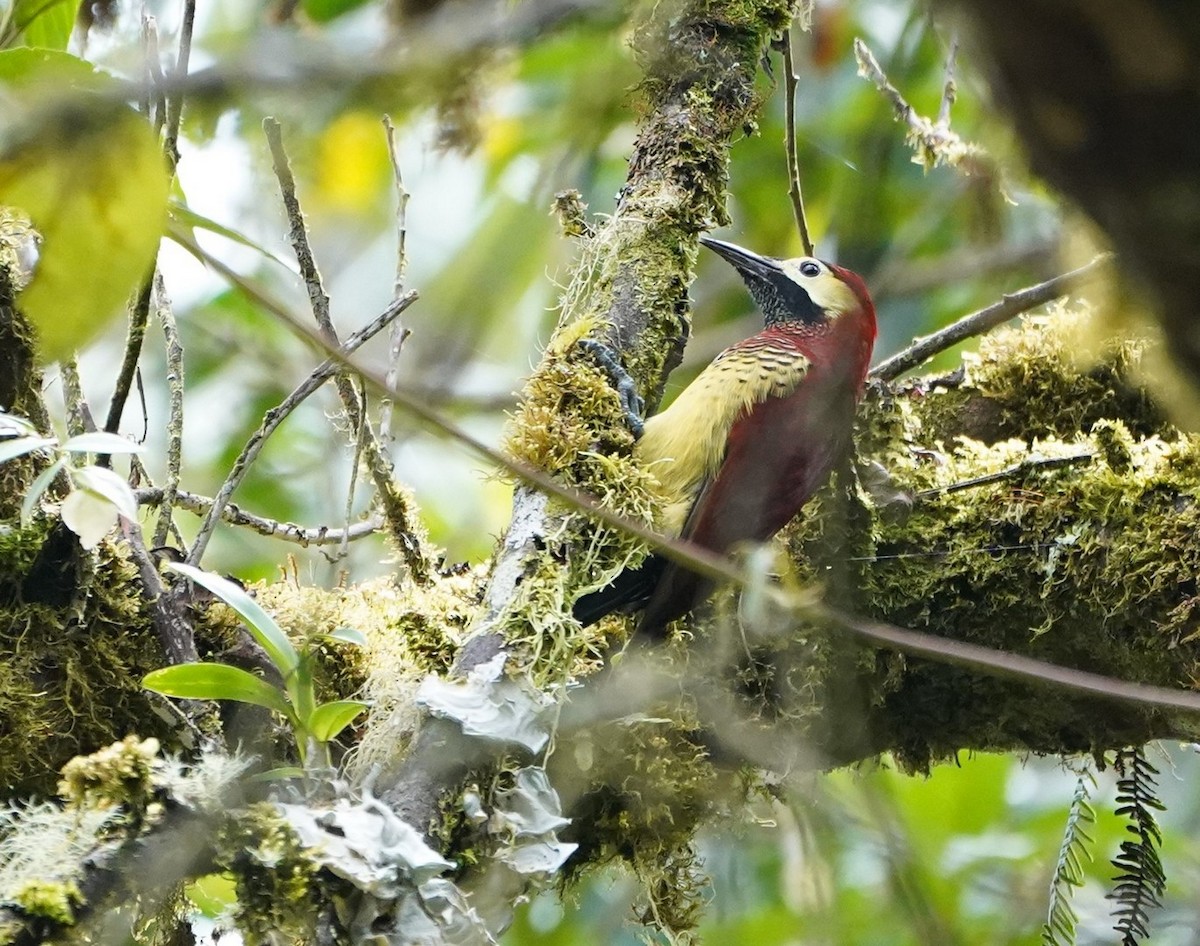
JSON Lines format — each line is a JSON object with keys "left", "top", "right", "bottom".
{"left": 152, "top": 273, "right": 185, "bottom": 547}
{"left": 138, "top": 486, "right": 384, "bottom": 546}
{"left": 854, "top": 36, "right": 988, "bottom": 176}
{"left": 781, "top": 27, "right": 814, "bottom": 256}
{"left": 870, "top": 254, "right": 1113, "bottom": 382}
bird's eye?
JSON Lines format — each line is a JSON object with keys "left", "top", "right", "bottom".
{"left": 799, "top": 261, "right": 821, "bottom": 277}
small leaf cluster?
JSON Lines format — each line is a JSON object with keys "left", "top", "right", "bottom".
{"left": 143, "top": 564, "right": 369, "bottom": 771}
{"left": 0, "top": 410, "right": 142, "bottom": 549}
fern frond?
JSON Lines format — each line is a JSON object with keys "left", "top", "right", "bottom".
{"left": 1041, "top": 768, "right": 1096, "bottom": 946}
{"left": 1107, "top": 747, "right": 1167, "bottom": 946}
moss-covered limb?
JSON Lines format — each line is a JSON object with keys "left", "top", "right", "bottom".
{"left": 0, "top": 212, "right": 52, "bottom": 520}
{"left": 771, "top": 310, "right": 1200, "bottom": 771}
{"left": 486, "top": 0, "right": 803, "bottom": 663}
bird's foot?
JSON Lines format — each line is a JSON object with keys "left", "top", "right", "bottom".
{"left": 577, "top": 339, "right": 645, "bottom": 438}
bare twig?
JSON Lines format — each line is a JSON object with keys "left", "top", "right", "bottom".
{"left": 163, "top": 0, "right": 197, "bottom": 171}
{"left": 103, "top": 279, "right": 152, "bottom": 444}
{"left": 781, "top": 27, "right": 814, "bottom": 256}
{"left": 60, "top": 358, "right": 93, "bottom": 436}
{"left": 379, "top": 115, "right": 413, "bottom": 441}
{"left": 125, "top": 519, "right": 200, "bottom": 667}
{"left": 853, "top": 37, "right": 988, "bottom": 176}
{"left": 263, "top": 117, "right": 430, "bottom": 582}
{"left": 178, "top": 249, "right": 418, "bottom": 565}
{"left": 138, "top": 487, "right": 384, "bottom": 546}
{"left": 153, "top": 273, "right": 185, "bottom": 547}
{"left": 816, "top": 604, "right": 1200, "bottom": 716}
{"left": 915, "top": 452, "right": 1094, "bottom": 500}
{"left": 870, "top": 254, "right": 1113, "bottom": 382}
{"left": 141, "top": 15, "right": 168, "bottom": 135}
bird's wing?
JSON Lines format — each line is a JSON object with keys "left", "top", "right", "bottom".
{"left": 638, "top": 340, "right": 824, "bottom": 633}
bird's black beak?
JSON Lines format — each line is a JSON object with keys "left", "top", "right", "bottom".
{"left": 699, "top": 237, "right": 785, "bottom": 280}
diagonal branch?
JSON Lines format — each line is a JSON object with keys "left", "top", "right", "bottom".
{"left": 263, "top": 117, "right": 430, "bottom": 582}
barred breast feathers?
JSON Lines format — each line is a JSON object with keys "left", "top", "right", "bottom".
{"left": 635, "top": 339, "right": 810, "bottom": 535}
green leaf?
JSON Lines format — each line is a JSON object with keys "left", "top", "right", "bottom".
{"left": 62, "top": 431, "right": 144, "bottom": 455}
{"left": 300, "top": 0, "right": 371, "bottom": 23}
{"left": 166, "top": 563, "right": 300, "bottom": 677}
{"left": 0, "top": 411, "right": 40, "bottom": 437}
{"left": 143, "top": 663, "right": 294, "bottom": 718}
{"left": 325, "top": 626, "right": 368, "bottom": 647}
{"left": 20, "top": 455, "right": 65, "bottom": 524}
{"left": 306, "top": 700, "right": 369, "bottom": 742}
{"left": 0, "top": 49, "right": 169, "bottom": 362}
{"left": 13, "top": 0, "right": 76, "bottom": 50}
{"left": 0, "top": 434, "right": 55, "bottom": 464}
{"left": 247, "top": 766, "right": 306, "bottom": 784}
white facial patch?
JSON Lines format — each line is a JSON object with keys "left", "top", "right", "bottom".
{"left": 779, "top": 257, "right": 859, "bottom": 316}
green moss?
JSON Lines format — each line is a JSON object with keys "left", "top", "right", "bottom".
{"left": 8, "top": 879, "right": 82, "bottom": 927}
{"left": 782, "top": 310, "right": 1200, "bottom": 771}
{"left": 57, "top": 735, "right": 160, "bottom": 816}
{"left": 217, "top": 804, "right": 319, "bottom": 946}
{"left": 554, "top": 709, "right": 723, "bottom": 939}
{"left": 0, "top": 522, "right": 183, "bottom": 800}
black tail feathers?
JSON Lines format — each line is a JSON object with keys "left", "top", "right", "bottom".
{"left": 572, "top": 556, "right": 666, "bottom": 627}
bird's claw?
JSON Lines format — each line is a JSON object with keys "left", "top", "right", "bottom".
{"left": 577, "top": 338, "right": 645, "bottom": 438}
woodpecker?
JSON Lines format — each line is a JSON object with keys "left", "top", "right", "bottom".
{"left": 574, "top": 236, "right": 877, "bottom": 635}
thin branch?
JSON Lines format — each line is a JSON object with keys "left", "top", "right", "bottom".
{"left": 177, "top": 248, "right": 417, "bottom": 565}
{"left": 379, "top": 115, "right": 413, "bottom": 441}
{"left": 153, "top": 273, "right": 185, "bottom": 547}
{"left": 163, "top": 0, "right": 197, "bottom": 171}
{"left": 103, "top": 279, "right": 152, "bottom": 443}
{"left": 262, "top": 117, "right": 430, "bottom": 582}
{"left": 814, "top": 604, "right": 1200, "bottom": 716}
{"left": 124, "top": 519, "right": 200, "bottom": 667}
{"left": 915, "top": 452, "right": 1094, "bottom": 500}
{"left": 141, "top": 15, "right": 168, "bottom": 136}
{"left": 138, "top": 487, "right": 384, "bottom": 546}
{"left": 871, "top": 254, "right": 1113, "bottom": 382}
{"left": 60, "top": 358, "right": 93, "bottom": 436}
{"left": 782, "top": 27, "right": 814, "bottom": 256}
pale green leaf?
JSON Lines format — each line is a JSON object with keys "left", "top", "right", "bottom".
{"left": 306, "top": 699, "right": 369, "bottom": 742}
{"left": 0, "top": 434, "right": 55, "bottom": 464}
{"left": 325, "top": 626, "right": 368, "bottom": 647}
{"left": 60, "top": 488, "right": 116, "bottom": 549}
{"left": 167, "top": 563, "right": 300, "bottom": 676}
{"left": 167, "top": 203, "right": 291, "bottom": 269}
{"left": 143, "top": 663, "right": 294, "bottom": 718}
{"left": 20, "top": 454, "right": 65, "bottom": 524}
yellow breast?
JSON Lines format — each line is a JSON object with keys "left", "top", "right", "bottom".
{"left": 635, "top": 343, "right": 810, "bottom": 534}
